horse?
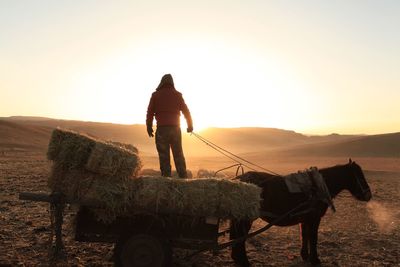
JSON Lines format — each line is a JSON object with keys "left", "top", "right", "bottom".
{"left": 230, "top": 159, "right": 372, "bottom": 266}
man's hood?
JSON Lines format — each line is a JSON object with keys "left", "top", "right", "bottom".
{"left": 156, "top": 74, "right": 174, "bottom": 91}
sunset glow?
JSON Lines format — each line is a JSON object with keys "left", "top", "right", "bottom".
{"left": 1, "top": 1, "right": 399, "bottom": 134}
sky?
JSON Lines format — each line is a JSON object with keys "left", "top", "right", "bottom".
{"left": 1, "top": 0, "right": 399, "bottom": 134}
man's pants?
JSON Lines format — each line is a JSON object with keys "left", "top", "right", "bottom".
{"left": 155, "top": 126, "right": 188, "bottom": 178}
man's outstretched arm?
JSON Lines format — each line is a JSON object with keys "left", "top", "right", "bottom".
{"left": 146, "top": 96, "right": 155, "bottom": 137}
{"left": 180, "top": 97, "right": 193, "bottom": 133}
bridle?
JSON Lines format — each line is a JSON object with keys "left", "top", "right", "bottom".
{"left": 350, "top": 163, "right": 371, "bottom": 198}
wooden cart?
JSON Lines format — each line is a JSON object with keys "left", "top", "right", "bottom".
{"left": 19, "top": 191, "right": 297, "bottom": 267}
{"left": 19, "top": 191, "right": 226, "bottom": 266}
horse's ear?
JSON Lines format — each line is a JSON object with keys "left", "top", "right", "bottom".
{"left": 348, "top": 158, "right": 353, "bottom": 164}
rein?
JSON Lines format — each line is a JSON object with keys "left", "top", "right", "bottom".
{"left": 214, "top": 163, "right": 245, "bottom": 177}
{"left": 191, "top": 132, "right": 282, "bottom": 177}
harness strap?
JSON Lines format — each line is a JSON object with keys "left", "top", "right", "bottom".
{"left": 259, "top": 206, "right": 315, "bottom": 221}
{"left": 309, "top": 167, "right": 336, "bottom": 212}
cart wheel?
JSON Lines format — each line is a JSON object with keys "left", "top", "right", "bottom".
{"left": 119, "top": 234, "right": 171, "bottom": 267}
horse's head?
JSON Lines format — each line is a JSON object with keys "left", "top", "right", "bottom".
{"left": 346, "top": 159, "right": 372, "bottom": 201}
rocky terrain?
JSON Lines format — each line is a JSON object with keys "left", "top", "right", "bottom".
{"left": 1, "top": 150, "right": 399, "bottom": 266}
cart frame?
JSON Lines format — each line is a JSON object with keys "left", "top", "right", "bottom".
{"left": 19, "top": 191, "right": 308, "bottom": 266}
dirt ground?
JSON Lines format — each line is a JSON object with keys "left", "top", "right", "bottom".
{"left": 0, "top": 151, "right": 399, "bottom": 266}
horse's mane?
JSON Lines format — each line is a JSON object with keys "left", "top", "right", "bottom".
{"left": 319, "top": 162, "right": 352, "bottom": 172}
{"left": 236, "top": 171, "right": 276, "bottom": 186}
{"left": 238, "top": 162, "right": 357, "bottom": 192}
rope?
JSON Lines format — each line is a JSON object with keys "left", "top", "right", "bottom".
{"left": 214, "top": 163, "right": 244, "bottom": 178}
{"left": 191, "top": 132, "right": 282, "bottom": 176}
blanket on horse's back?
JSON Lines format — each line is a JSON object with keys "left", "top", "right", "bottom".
{"left": 284, "top": 167, "right": 335, "bottom": 211}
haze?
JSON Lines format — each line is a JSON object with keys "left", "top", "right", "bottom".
{"left": 1, "top": 1, "right": 399, "bottom": 134}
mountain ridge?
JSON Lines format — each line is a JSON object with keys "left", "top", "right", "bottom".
{"left": 0, "top": 116, "right": 398, "bottom": 158}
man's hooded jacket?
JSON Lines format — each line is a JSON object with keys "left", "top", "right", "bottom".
{"left": 146, "top": 74, "right": 193, "bottom": 128}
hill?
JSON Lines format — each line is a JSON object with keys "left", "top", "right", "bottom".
{"left": 276, "top": 132, "right": 400, "bottom": 158}
{"left": 0, "top": 118, "right": 153, "bottom": 154}
{"left": 0, "top": 120, "right": 51, "bottom": 150}
{"left": 0, "top": 116, "right": 398, "bottom": 159}
{"left": 195, "top": 127, "right": 357, "bottom": 153}
{"left": 0, "top": 117, "right": 355, "bottom": 156}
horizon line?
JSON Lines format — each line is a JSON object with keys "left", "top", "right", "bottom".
{"left": 1, "top": 115, "right": 399, "bottom": 136}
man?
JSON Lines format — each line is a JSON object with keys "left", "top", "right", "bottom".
{"left": 146, "top": 74, "right": 193, "bottom": 178}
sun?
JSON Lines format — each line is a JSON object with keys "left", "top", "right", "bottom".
{"left": 68, "top": 36, "right": 310, "bottom": 131}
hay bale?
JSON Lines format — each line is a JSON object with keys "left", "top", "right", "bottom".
{"left": 46, "top": 128, "right": 142, "bottom": 223}
{"left": 48, "top": 165, "right": 99, "bottom": 201}
{"left": 128, "top": 177, "right": 261, "bottom": 220}
{"left": 85, "top": 142, "right": 142, "bottom": 178}
{"left": 218, "top": 179, "right": 261, "bottom": 219}
{"left": 47, "top": 164, "right": 134, "bottom": 223}
{"left": 89, "top": 177, "right": 133, "bottom": 222}
{"left": 47, "top": 128, "right": 96, "bottom": 170}
{"left": 79, "top": 176, "right": 261, "bottom": 223}
{"left": 47, "top": 128, "right": 141, "bottom": 178}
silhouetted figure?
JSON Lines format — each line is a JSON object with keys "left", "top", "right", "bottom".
{"left": 146, "top": 74, "right": 193, "bottom": 178}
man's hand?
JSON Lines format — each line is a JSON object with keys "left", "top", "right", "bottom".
{"left": 147, "top": 125, "right": 154, "bottom": 137}
{"left": 187, "top": 125, "right": 193, "bottom": 133}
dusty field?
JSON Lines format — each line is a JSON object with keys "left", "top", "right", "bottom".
{"left": 0, "top": 151, "right": 399, "bottom": 266}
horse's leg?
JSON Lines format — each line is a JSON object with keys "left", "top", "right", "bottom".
{"left": 308, "top": 217, "right": 322, "bottom": 266}
{"left": 230, "top": 219, "right": 252, "bottom": 267}
{"left": 300, "top": 222, "right": 310, "bottom": 261}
